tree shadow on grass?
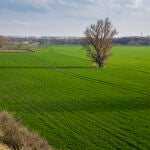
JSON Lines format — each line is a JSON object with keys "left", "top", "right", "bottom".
{"left": 0, "top": 66, "right": 95, "bottom": 69}
{"left": 32, "top": 96, "right": 150, "bottom": 114}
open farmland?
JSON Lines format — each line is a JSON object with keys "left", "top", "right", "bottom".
{"left": 0, "top": 46, "right": 150, "bottom": 150}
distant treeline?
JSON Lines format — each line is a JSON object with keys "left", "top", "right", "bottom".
{"left": 4, "top": 36, "right": 150, "bottom": 46}
{"left": 113, "top": 36, "right": 150, "bottom": 45}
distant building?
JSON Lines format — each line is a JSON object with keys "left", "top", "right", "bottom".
{"left": 22, "top": 41, "right": 29, "bottom": 44}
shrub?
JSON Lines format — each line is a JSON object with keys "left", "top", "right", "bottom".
{"left": 0, "top": 111, "right": 52, "bottom": 150}
{"left": 0, "top": 143, "right": 10, "bottom": 150}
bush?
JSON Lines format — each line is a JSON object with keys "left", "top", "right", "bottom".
{"left": 0, "top": 111, "right": 53, "bottom": 150}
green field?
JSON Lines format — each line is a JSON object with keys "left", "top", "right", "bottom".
{"left": 0, "top": 46, "right": 150, "bottom": 150}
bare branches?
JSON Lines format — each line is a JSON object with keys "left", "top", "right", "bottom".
{"left": 82, "top": 18, "right": 117, "bottom": 67}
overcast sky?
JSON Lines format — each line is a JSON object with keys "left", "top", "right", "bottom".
{"left": 0, "top": 0, "right": 150, "bottom": 37}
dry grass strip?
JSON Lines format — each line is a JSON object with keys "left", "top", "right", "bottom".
{"left": 0, "top": 111, "right": 53, "bottom": 150}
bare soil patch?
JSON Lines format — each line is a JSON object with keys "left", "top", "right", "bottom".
{"left": 0, "top": 49, "right": 33, "bottom": 53}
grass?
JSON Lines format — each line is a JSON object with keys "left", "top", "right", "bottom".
{"left": 0, "top": 45, "right": 150, "bottom": 150}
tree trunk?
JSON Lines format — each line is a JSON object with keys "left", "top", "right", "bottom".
{"left": 97, "top": 60, "right": 105, "bottom": 68}
{"left": 98, "top": 63, "right": 105, "bottom": 68}
{"left": 97, "top": 56, "right": 104, "bottom": 68}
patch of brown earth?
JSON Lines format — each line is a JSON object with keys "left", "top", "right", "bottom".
{"left": 0, "top": 49, "right": 33, "bottom": 52}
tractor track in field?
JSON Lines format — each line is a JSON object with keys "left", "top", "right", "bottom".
{"left": 31, "top": 54, "right": 150, "bottom": 97}
{"left": 0, "top": 86, "right": 145, "bottom": 150}
{"left": 50, "top": 49, "right": 89, "bottom": 61}
{"left": 31, "top": 74, "right": 150, "bottom": 123}
{"left": 0, "top": 86, "right": 103, "bottom": 148}
{"left": 51, "top": 50, "right": 150, "bottom": 75}
{"left": 35, "top": 81, "right": 149, "bottom": 149}
{"left": 1, "top": 52, "right": 149, "bottom": 125}
{"left": 59, "top": 71, "right": 150, "bottom": 97}
{"left": 0, "top": 88, "right": 30, "bottom": 113}
{"left": 5, "top": 73, "right": 150, "bottom": 149}
{"left": 0, "top": 83, "right": 146, "bottom": 150}
{"left": 0, "top": 69, "right": 149, "bottom": 130}
{"left": 108, "top": 65, "right": 150, "bottom": 75}
{"left": 27, "top": 71, "right": 150, "bottom": 123}
{"left": 0, "top": 86, "right": 121, "bottom": 148}
{"left": 0, "top": 51, "right": 149, "bottom": 149}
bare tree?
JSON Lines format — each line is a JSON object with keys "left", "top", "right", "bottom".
{"left": 82, "top": 18, "right": 117, "bottom": 67}
{"left": 0, "top": 36, "right": 7, "bottom": 48}
{"left": 29, "top": 36, "right": 36, "bottom": 44}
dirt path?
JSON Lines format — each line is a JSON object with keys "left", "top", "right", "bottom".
{"left": 0, "top": 49, "right": 33, "bottom": 52}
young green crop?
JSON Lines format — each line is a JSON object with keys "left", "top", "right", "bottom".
{"left": 0, "top": 46, "right": 150, "bottom": 150}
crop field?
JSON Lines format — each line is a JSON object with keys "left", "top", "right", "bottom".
{"left": 0, "top": 46, "right": 150, "bottom": 150}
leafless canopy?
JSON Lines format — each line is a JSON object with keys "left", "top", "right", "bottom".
{"left": 82, "top": 18, "right": 117, "bottom": 67}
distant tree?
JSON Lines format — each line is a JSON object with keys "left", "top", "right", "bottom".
{"left": 82, "top": 18, "right": 117, "bottom": 67}
{"left": 29, "top": 36, "right": 36, "bottom": 44}
{"left": 128, "top": 40, "right": 137, "bottom": 45}
{"left": 0, "top": 36, "right": 7, "bottom": 48}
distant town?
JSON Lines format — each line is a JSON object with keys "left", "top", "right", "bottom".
{"left": 1, "top": 36, "right": 150, "bottom": 46}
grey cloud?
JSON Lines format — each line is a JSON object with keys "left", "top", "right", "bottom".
{"left": 0, "top": 0, "right": 46, "bottom": 12}
{"left": 12, "top": 20, "right": 42, "bottom": 27}
{"left": 0, "top": 0, "right": 149, "bottom": 36}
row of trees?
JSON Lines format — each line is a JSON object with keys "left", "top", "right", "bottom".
{"left": 37, "top": 36, "right": 150, "bottom": 46}
{"left": 113, "top": 37, "right": 150, "bottom": 45}
{"left": 2, "top": 36, "right": 150, "bottom": 46}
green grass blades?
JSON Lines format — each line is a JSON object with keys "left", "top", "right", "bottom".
{"left": 0, "top": 46, "right": 150, "bottom": 150}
